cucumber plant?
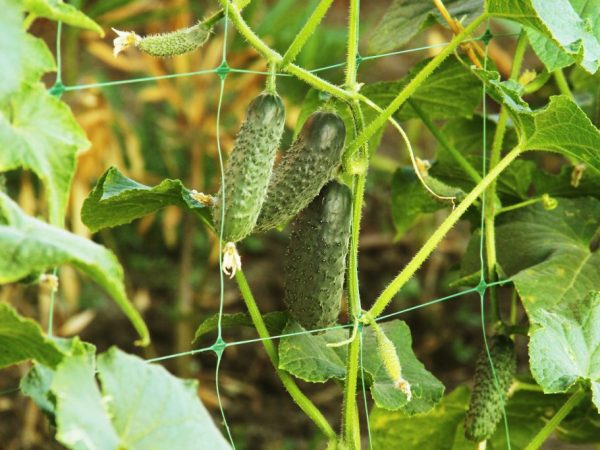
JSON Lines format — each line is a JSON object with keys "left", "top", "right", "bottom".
{"left": 1, "top": 1, "right": 600, "bottom": 450}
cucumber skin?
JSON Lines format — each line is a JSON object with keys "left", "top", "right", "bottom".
{"left": 213, "top": 93, "right": 285, "bottom": 242}
{"left": 255, "top": 111, "right": 346, "bottom": 232}
{"left": 464, "top": 335, "right": 517, "bottom": 442}
{"left": 138, "top": 23, "right": 210, "bottom": 57}
{"left": 284, "top": 181, "right": 352, "bottom": 330}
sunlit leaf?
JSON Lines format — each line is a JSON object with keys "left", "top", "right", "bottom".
{"left": 23, "top": 0, "right": 104, "bottom": 35}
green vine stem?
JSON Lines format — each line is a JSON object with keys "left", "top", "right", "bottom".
{"left": 345, "top": 0, "right": 360, "bottom": 89}
{"left": 484, "top": 29, "right": 527, "bottom": 323}
{"left": 281, "top": 0, "right": 334, "bottom": 67}
{"left": 368, "top": 145, "right": 523, "bottom": 319}
{"left": 553, "top": 69, "right": 573, "bottom": 98}
{"left": 524, "top": 389, "right": 585, "bottom": 450}
{"left": 234, "top": 270, "right": 337, "bottom": 440}
{"left": 408, "top": 99, "right": 482, "bottom": 184}
{"left": 345, "top": 13, "right": 488, "bottom": 159}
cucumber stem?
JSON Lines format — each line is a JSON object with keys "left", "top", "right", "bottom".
{"left": 368, "top": 145, "right": 523, "bottom": 319}
{"left": 235, "top": 271, "right": 337, "bottom": 439}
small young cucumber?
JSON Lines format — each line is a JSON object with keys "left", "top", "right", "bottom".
{"left": 464, "top": 335, "right": 517, "bottom": 442}
{"left": 138, "top": 22, "right": 211, "bottom": 57}
{"left": 213, "top": 93, "right": 285, "bottom": 243}
{"left": 255, "top": 111, "right": 346, "bottom": 232}
{"left": 284, "top": 181, "right": 351, "bottom": 330}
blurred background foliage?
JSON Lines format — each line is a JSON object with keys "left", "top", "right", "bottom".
{"left": 1, "top": 0, "right": 598, "bottom": 449}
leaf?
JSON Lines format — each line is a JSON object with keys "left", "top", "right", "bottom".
{"left": 0, "top": 0, "right": 26, "bottom": 100}
{"left": 369, "top": 0, "right": 483, "bottom": 53}
{"left": 362, "top": 320, "right": 445, "bottom": 414}
{"left": 487, "top": 0, "right": 600, "bottom": 73}
{"left": 22, "top": 34, "right": 56, "bottom": 85}
{"left": 476, "top": 69, "right": 600, "bottom": 172}
{"left": 370, "top": 386, "right": 471, "bottom": 450}
{"left": 0, "top": 192, "right": 149, "bottom": 345}
{"left": 51, "top": 347, "right": 232, "bottom": 450}
{"left": 21, "top": 337, "right": 95, "bottom": 421}
{"left": 278, "top": 320, "right": 348, "bottom": 383}
{"left": 194, "top": 311, "right": 288, "bottom": 342}
{"left": 529, "top": 291, "right": 600, "bottom": 411}
{"left": 279, "top": 319, "right": 444, "bottom": 413}
{"left": 23, "top": 0, "right": 104, "bottom": 36}
{"left": 532, "top": 165, "right": 600, "bottom": 200}
{"left": 362, "top": 57, "right": 482, "bottom": 122}
{"left": 495, "top": 197, "right": 600, "bottom": 320}
{"left": 0, "top": 302, "right": 64, "bottom": 369}
{"left": 0, "top": 84, "right": 89, "bottom": 225}
{"left": 391, "top": 168, "right": 448, "bottom": 239}
{"left": 82, "top": 166, "right": 212, "bottom": 233}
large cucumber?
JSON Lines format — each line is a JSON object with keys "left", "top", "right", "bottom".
{"left": 284, "top": 181, "right": 352, "bottom": 330}
{"left": 255, "top": 111, "right": 345, "bottom": 232}
{"left": 213, "top": 93, "right": 285, "bottom": 243}
{"left": 464, "top": 335, "right": 517, "bottom": 442}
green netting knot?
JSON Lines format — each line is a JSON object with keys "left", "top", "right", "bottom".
{"left": 480, "top": 28, "right": 493, "bottom": 46}
{"left": 215, "top": 62, "right": 230, "bottom": 80}
{"left": 355, "top": 53, "right": 363, "bottom": 66}
{"left": 476, "top": 280, "right": 488, "bottom": 296}
{"left": 211, "top": 337, "right": 227, "bottom": 355}
{"left": 49, "top": 81, "right": 65, "bottom": 98}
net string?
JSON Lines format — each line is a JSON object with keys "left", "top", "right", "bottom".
{"left": 14, "top": 5, "right": 515, "bottom": 449}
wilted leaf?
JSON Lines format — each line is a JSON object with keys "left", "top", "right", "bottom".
{"left": 0, "top": 192, "right": 149, "bottom": 345}
{"left": 0, "top": 303, "right": 64, "bottom": 369}
{"left": 82, "top": 167, "right": 212, "bottom": 232}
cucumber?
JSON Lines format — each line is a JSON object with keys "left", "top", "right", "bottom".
{"left": 255, "top": 111, "right": 345, "bottom": 232}
{"left": 464, "top": 335, "right": 517, "bottom": 442}
{"left": 138, "top": 22, "right": 211, "bottom": 57}
{"left": 284, "top": 181, "right": 352, "bottom": 330}
{"left": 213, "top": 93, "right": 285, "bottom": 243}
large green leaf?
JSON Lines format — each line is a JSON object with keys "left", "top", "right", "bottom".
{"left": 369, "top": 0, "right": 483, "bottom": 53}
{"left": 0, "top": 83, "right": 89, "bottom": 225}
{"left": 23, "top": 0, "right": 104, "bottom": 35}
{"left": 0, "top": 303, "right": 64, "bottom": 369}
{"left": 0, "top": 0, "right": 26, "bottom": 101}
{"left": 370, "top": 386, "right": 471, "bottom": 450}
{"left": 0, "top": 192, "right": 149, "bottom": 345}
{"left": 82, "top": 166, "right": 212, "bottom": 232}
{"left": 487, "top": 0, "right": 600, "bottom": 73}
{"left": 194, "top": 311, "right": 288, "bottom": 342}
{"left": 495, "top": 197, "right": 600, "bottom": 320}
{"left": 476, "top": 69, "right": 600, "bottom": 172}
{"left": 52, "top": 347, "right": 231, "bottom": 450}
{"left": 362, "top": 57, "right": 482, "bottom": 122}
{"left": 279, "top": 319, "right": 444, "bottom": 413}
{"left": 21, "top": 34, "right": 56, "bottom": 85}
{"left": 529, "top": 291, "right": 600, "bottom": 411}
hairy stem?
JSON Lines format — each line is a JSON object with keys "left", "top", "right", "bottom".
{"left": 524, "top": 389, "right": 585, "bottom": 450}
{"left": 368, "top": 146, "right": 523, "bottom": 319}
{"left": 345, "top": 13, "right": 488, "bottom": 159}
{"left": 553, "top": 69, "right": 573, "bottom": 98}
{"left": 235, "top": 271, "right": 336, "bottom": 439}
{"left": 484, "top": 29, "right": 527, "bottom": 322}
{"left": 345, "top": 0, "right": 360, "bottom": 89}
{"left": 281, "top": 0, "right": 334, "bottom": 67}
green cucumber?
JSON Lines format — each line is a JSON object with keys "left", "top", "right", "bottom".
{"left": 284, "top": 181, "right": 352, "bottom": 330}
{"left": 255, "top": 111, "right": 345, "bottom": 232}
{"left": 213, "top": 93, "right": 285, "bottom": 243}
{"left": 464, "top": 335, "right": 517, "bottom": 442}
{"left": 138, "top": 22, "right": 211, "bottom": 57}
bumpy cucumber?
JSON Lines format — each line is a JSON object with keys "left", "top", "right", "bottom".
{"left": 255, "top": 111, "right": 346, "bottom": 232}
{"left": 213, "top": 93, "right": 285, "bottom": 243}
{"left": 138, "top": 22, "right": 211, "bottom": 57}
{"left": 284, "top": 181, "right": 351, "bottom": 330}
{"left": 464, "top": 335, "right": 517, "bottom": 442}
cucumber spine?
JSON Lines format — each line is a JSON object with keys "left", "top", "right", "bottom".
{"left": 255, "top": 111, "right": 346, "bottom": 232}
{"left": 284, "top": 181, "right": 352, "bottom": 330}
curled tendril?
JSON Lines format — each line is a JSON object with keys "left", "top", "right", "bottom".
{"left": 222, "top": 242, "right": 241, "bottom": 279}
